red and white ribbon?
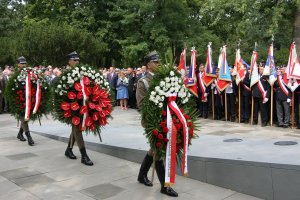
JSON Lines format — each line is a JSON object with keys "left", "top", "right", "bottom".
{"left": 32, "top": 74, "right": 41, "bottom": 114}
{"left": 258, "top": 80, "right": 267, "bottom": 99}
{"left": 165, "top": 94, "right": 189, "bottom": 186}
{"left": 24, "top": 70, "right": 32, "bottom": 121}
{"left": 241, "top": 83, "right": 251, "bottom": 92}
{"left": 198, "top": 72, "right": 207, "bottom": 101}
{"left": 80, "top": 78, "right": 88, "bottom": 131}
{"left": 278, "top": 75, "right": 289, "bottom": 96}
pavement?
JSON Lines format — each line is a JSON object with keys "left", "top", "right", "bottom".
{"left": 0, "top": 110, "right": 263, "bottom": 200}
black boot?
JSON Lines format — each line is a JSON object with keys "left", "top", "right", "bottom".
{"left": 17, "top": 127, "right": 26, "bottom": 141}
{"left": 138, "top": 154, "right": 153, "bottom": 186}
{"left": 65, "top": 143, "right": 77, "bottom": 159}
{"left": 155, "top": 160, "right": 178, "bottom": 197}
{"left": 80, "top": 148, "right": 93, "bottom": 166}
{"left": 25, "top": 131, "right": 34, "bottom": 146}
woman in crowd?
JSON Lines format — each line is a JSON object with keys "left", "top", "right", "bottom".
{"left": 116, "top": 70, "right": 129, "bottom": 110}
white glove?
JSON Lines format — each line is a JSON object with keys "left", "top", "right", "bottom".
{"left": 287, "top": 98, "right": 291, "bottom": 103}
{"left": 211, "top": 83, "right": 215, "bottom": 88}
{"left": 0, "top": 90, "right": 2, "bottom": 94}
{"left": 204, "top": 93, "right": 208, "bottom": 97}
{"left": 263, "top": 98, "right": 269, "bottom": 104}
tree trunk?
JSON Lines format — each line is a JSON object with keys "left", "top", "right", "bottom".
{"left": 295, "top": 3, "right": 300, "bottom": 55}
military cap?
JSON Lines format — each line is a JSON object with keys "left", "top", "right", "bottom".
{"left": 144, "top": 50, "right": 160, "bottom": 63}
{"left": 68, "top": 51, "right": 80, "bottom": 61}
{"left": 17, "top": 56, "right": 27, "bottom": 64}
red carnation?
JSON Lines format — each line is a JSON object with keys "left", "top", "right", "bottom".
{"left": 176, "top": 123, "right": 182, "bottom": 130}
{"left": 92, "top": 94, "right": 100, "bottom": 102}
{"left": 61, "top": 102, "right": 71, "bottom": 111}
{"left": 74, "top": 82, "right": 82, "bottom": 91}
{"left": 152, "top": 129, "right": 158, "bottom": 136}
{"left": 188, "top": 122, "right": 193, "bottom": 127}
{"left": 180, "top": 108, "right": 184, "bottom": 113}
{"left": 67, "top": 92, "right": 77, "bottom": 100}
{"left": 161, "top": 110, "right": 167, "bottom": 116}
{"left": 80, "top": 105, "right": 88, "bottom": 114}
{"left": 163, "top": 127, "right": 169, "bottom": 133}
{"left": 85, "top": 117, "right": 93, "bottom": 127}
{"left": 95, "top": 105, "right": 102, "bottom": 112}
{"left": 92, "top": 112, "right": 99, "bottom": 121}
{"left": 99, "top": 117, "right": 107, "bottom": 125}
{"left": 88, "top": 102, "right": 95, "bottom": 109}
{"left": 72, "top": 116, "right": 80, "bottom": 125}
{"left": 156, "top": 142, "right": 162, "bottom": 148}
{"left": 184, "top": 114, "right": 190, "bottom": 120}
{"left": 90, "top": 123, "right": 96, "bottom": 131}
{"left": 164, "top": 138, "right": 169, "bottom": 143}
{"left": 64, "top": 110, "right": 72, "bottom": 118}
{"left": 158, "top": 134, "right": 163, "bottom": 140}
{"left": 77, "top": 92, "right": 83, "bottom": 100}
{"left": 159, "top": 121, "right": 166, "bottom": 127}
{"left": 83, "top": 76, "right": 90, "bottom": 85}
{"left": 71, "top": 102, "right": 79, "bottom": 111}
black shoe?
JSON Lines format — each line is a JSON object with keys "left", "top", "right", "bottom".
{"left": 138, "top": 174, "right": 153, "bottom": 186}
{"left": 80, "top": 148, "right": 93, "bottom": 166}
{"left": 240, "top": 119, "right": 245, "bottom": 123}
{"left": 282, "top": 125, "right": 289, "bottom": 128}
{"left": 277, "top": 124, "right": 283, "bottom": 127}
{"left": 231, "top": 117, "right": 236, "bottom": 122}
{"left": 65, "top": 147, "right": 77, "bottom": 159}
{"left": 17, "top": 128, "right": 26, "bottom": 141}
{"left": 138, "top": 154, "right": 153, "bottom": 187}
{"left": 261, "top": 122, "right": 268, "bottom": 127}
{"left": 161, "top": 186, "right": 178, "bottom": 197}
{"left": 253, "top": 121, "right": 258, "bottom": 125}
{"left": 244, "top": 119, "right": 249, "bottom": 124}
{"left": 25, "top": 131, "right": 34, "bottom": 146}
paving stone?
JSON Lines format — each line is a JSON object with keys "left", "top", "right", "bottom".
{"left": 0, "top": 189, "right": 40, "bottom": 200}
{"left": 0, "top": 180, "right": 22, "bottom": 196}
{"left": 5, "top": 152, "right": 37, "bottom": 160}
{"left": 81, "top": 183, "right": 125, "bottom": 199}
{"left": 0, "top": 167, "right": 41, "bottom": 180}
{"left": 11, "top": 174, "right": 55, "bottom": 188}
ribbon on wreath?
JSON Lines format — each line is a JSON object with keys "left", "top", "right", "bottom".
{"left": 164, "top": 93, "right": 189, "bottom": 186}
{"left": 24, "top": 70, "right": 42, "bottom": 121}
{"left": 80, "top": 78, "right": 88, "bottom": 131}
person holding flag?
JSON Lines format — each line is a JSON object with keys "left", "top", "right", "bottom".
{"left": 196, "top": 63, "right": 210, "bottom": 118}
{"left": 274, "top": 66, "right": 291, "bottom": 128}
{"left": 240, "top": 64, "right": 251, "bottom": 124}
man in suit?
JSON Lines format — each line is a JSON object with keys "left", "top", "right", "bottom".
{"left": 107, "top": 66, "right": 118, "bottom": 106}
{"left": 136, "top": 51, "right": 178, "bottom": 197}
{"left": 225, "top": 66, "right": 238, "bottom": 122}
{"left": 15, "top": 57, "right": 35, "bottom": 145}
{"left": 252, "top": 63, "right": 270, "bottom": 127}
{"left": 240, "top": 66, "right": 251, "bottom": 123}
{"left": 196, "top": 64, "right": 210, "bottom": 118}
{"left": 63, "top": 51, "right": 93, "bottom": 166}
{"left": 126, "top": 67, "right": 136, "bottom": 108}
{"left": 274, "top": 66, "right": 291, "bottom": 128}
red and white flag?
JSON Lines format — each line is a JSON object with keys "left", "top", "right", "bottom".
{"left": 235, "top": 48, "right": 245, "bottom": 85}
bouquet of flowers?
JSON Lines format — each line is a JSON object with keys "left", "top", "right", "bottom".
{"left": 5, "top": 67, "right": 51, "bottom": 121}
{"left": 52, "top": 65, "right": 112, "bottom": 135}
{"left": 140, "top": 64, "right": 198, "bottom": 184}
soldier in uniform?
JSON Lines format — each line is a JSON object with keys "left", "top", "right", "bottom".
{"left": 196, "top": 64, "right": 209, "bottom": 118}
{"left": 16, "top": 57, "right": 35, "bottom": 145}
{"left": 240, "top": 65, "right": 251, "bottom": 123}
{"left": 64, "top": 51, "right": 93, "bottom": 166}
{"left": 136, "top": 51, "right": 178, "bottom": 197}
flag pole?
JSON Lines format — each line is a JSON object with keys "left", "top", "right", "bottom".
{"left": 212, "top": 88, "right": 215, "bottom": 120}
{"left": 238, "top": 84, "right": 241, "bottom": 123}
{"left": 251, "top": 96, "right": 254, "bottom": 125}
{"left": 225, "top": 92, "right": 228, "bottom": 121}
{"left": 292, "top": 91, "right": 295, "bottom": 128}
{"left": 270, "top": 86, "right": 273, "bottom": 126}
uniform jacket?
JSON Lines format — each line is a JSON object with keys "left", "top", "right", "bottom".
{"left": 136, "top": 72, "right": 153, "bottom": 109}
{"left": 252, "top": 76, "right": 270, "bottom": 99}
{"left": 107, "top": 72, "right": 118, "bottom": 90}
{"left": 274, "top": 78, "right": 292, "bottom": 101}
{"left": 241, "top": 71, "right": 251, "bottom": 96}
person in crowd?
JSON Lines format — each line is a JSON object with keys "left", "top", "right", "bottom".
{"left": 107, "top": 66, "right": 118, "bottom": 106}
{"left": 240, "top": 65, "right": 251, "bottom": 124}
{"left": 196, "top": 64, "right": 210, "bottom": 118}
{"left": 274, "top": 66, "right": 291, "bottom": 128}
{"left": 127, "top": 67, "right": 137, "bottom": 108}
{"left": 225, "top": 66, "right": 238, "bottom": 122}
{"left": 2, "top": 65, "right": 12, "bottom": 113}
{"left": 116, "top": 70, "right": 129, "bottom": 110}
{"left": 0, "top": 67, "right": 3, "bottom": 113}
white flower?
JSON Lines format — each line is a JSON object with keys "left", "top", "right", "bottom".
{"left": 151, "top": 91, "right": 156, "bottom": 96}
{"left": 160, "top": 81, "right": 165, "bottom": 87}
{"left": 59, "top": 91, "right": 63, "bottom": 96}
{"left": 57, "top": 85, "right": 62, "bottom": 88}
{"left": 174, "top": 76, "right": 179, "bottom": 82}
{"left": 170, "top": 77, "right": 175, "bottom": 82}
{"left": 158, "top": 103, "right": 163, "bottom": 108}
{"left": 158, "top": 90, "right": 165, "bottom": 96}
{"left": 75, "top": 67, "right": 79, "bottom": 71}
{"left": 160, "top": 96, "right": 165, "bottom": 101}
{"left": 150, "top": 96, "right": 155, "bottom": 101}
{"left": 105, "top": 82, "right": 109, "bottom": 86}
{"left": 165, "top": 77, "right": 170, "bottom": 82}
{"left": 178, "top": 79, "right": 182, "bottom": 84}
{"left": 165, "top": 83, "right": 171, "bottom": 88}
{"left": 92, "top": 75, "right": 95, "bottom": 79}
{"left": 170, "top": 71, "right": 175, "bottom": 76}
{"left": 174, "top": 87, "right": 179, "bottom": 93}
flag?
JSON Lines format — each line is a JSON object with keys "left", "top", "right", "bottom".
{"left": 186, "top": 47, "right": 198, "bottom": 97}
{"left": 250, "top": 50, "right": 259, "bottom": 88}
{"left": 285, "top": 42, "right": 300, "bottom": 91}
{"left": 203, "top": 43, "right": 216, "bottom": 86}
{"left": 178, "top": 48, "right": 187, "bottom": 78}
{"left": 266, "top": 44, "right": 276, "bottom": 86}
{"left": 242, "top": 59, "right": 250, "bottom": 69}
{"left": 216, "top": 45, "right": 231, "bottom": 91}
{"left": 235, "top": 48, "right": 245, "bottom": 85}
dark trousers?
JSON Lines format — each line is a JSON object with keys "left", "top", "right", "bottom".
{"left": 128, "top": 89, "right": 136, "bottom": 108}
{"left": 214, "top": 94, "right": 223, "bottom": 119}
{"left": 276, "top": 99, "right": 290, "bottom": 126}
{"left": 20, "top": 119, "right": 29, "bottom": 132}
{"left": 69, "top": 125, "right": 85, "bottom": 149}
{"left": 253, "top": 97, "right": 269, "bottom": 124}
{"left": 226, "top": 93, "right": 236, "bottom": 120}
{"left": 241, "top": 95, "right": 250, "bottom": 121}
{"left": 198, "top": 100, "right": 208, "bottom": 118}
{"left": 295, "top": 93, "right": 300, "bottom": 125}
